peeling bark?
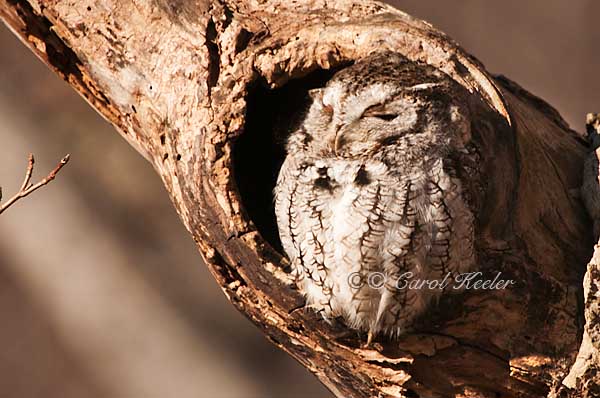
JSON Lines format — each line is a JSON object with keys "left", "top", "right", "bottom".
{"left": 0, "top": 1, "right": 595, "bottom": 397}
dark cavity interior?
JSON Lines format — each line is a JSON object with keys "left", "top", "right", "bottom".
{"left": 233, "top": 67, "right": 344, "bottom": 253}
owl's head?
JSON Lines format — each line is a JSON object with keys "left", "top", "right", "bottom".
{"left": 288, "top": 52, "right": 472, "bottom": 159}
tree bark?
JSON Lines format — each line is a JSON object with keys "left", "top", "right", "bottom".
{"left": 0, "top": 1, "right": 595, "bottom": 396}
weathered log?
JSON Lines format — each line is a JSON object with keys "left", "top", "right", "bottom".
{"left": 0, "top": 1, "right": 594, "bottom": 396}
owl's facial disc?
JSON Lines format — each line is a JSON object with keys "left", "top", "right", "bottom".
{"left": 316, "top": 82, "right": 417, "bottom": 156}
{"left": 300, "top": 57, "right": 468, "bottom": 158}
{"left": 333, "top": 88, "right": 421, "bottom": 156}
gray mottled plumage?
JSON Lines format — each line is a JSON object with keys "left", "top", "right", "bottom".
{"left": 274, "top": 52, "right": 476, "bottom": 339}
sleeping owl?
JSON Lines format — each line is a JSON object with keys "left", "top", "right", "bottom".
{"left": 273, "top": 52, "right": 476, "bottom": 342}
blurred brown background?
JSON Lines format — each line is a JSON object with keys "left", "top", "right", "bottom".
{"left": 0, "top": 1, "right": 598, "bottom": 397}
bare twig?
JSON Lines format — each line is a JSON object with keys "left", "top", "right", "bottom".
{"left": 0, "top": 153, "right": 70, "bottom": 215}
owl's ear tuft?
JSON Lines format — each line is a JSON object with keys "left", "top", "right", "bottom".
{"left": 308, "top": 88, "right": 325, "bottom": 102}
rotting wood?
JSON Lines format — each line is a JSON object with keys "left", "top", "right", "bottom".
{"left": 0, "top": 1, "right": 595, "bottom": 396}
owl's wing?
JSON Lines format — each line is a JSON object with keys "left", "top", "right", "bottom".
{"left": 374, "top": 160, "right": 475, "bottom": 336}
{"left": 421, "top": 159, "right": 475, "bottom": 278}
{"left": 274, "top": 155, "right": 335, "bottom": 312}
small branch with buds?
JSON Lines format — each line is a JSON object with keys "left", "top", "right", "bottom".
{"left": 0, "top": 153, "right": 70, "bottom": 215}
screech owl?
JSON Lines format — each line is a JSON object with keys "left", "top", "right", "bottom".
{"left": 274, "top": 52, "right": 476, "bottom": 342}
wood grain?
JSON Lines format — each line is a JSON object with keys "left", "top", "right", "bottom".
{"left": 0, "top": 1, "right": 594, "bottom": 396}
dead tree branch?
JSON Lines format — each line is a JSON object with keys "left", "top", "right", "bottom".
{"left": 0, "top": 153, "right": 70, "bottom": 215}
{"left": 0, "top": 1, "right": 595, "bottom": 396}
